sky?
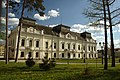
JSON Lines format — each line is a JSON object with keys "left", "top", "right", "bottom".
{"left": 1, "top": 0, "right": 120, "bottom": 49}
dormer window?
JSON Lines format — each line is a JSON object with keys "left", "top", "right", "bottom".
{"left": 29, "top": 27, "right": 34, "bottom": 32}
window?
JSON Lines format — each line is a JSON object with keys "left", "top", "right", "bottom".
{"left": 68, "top": 43, "right": 70, "bottom": 49}
{"left": 78, "top": 54, "right": 80, "bottom": 57}
{"left": 68, "top": 53, "right": 70, "bottom": 58}
{"left": 46, "top": 42, "right": 48, "bottom": 48}
{"left": 62, "top": 53, "right": 64, "bottom": 58}
{"left": 45, "top": 53, "right": 48, "bottom": 58}
{"left": 73, "top": 54, "right": 75, "bottom": 57}
{"left": 29, "top": 40, "right": 32, "bottom": 47}
{"left": 92, "top": 54, "right": 93, "bottom": 58}
{"left": 36, "top": 52, "right": 39, "bottom": 57}
{"left": 54, "top": 43, "right": 56, "bottom": 49}
{"left": 94, "top": 46, "right": 96, "bottom": 51}
{"left": 21, "top": 39, "right": 25, "bottom": 46}
{"left": 54, "top": 53, "right": 56, "bottom": 58}
{"left": 83, "top": 46, "right": 85, "bottom": 50}
{"left": 62, "top": 43, "right": 64, "bottom": 49}
{"left": 20, "top": 52, "right": 24, "bottom": 57}
{"left": 13, "top": 39, "right": 14, "bottom": 46}
{"left": 73, "top": 44, "right": 75, "bottom": 49}
{"left": 88, "top": 46, "right": 90, "bottom": 51}
{"left": 78, "top": 45, "right": 80, "bottom": 50}
{"left": 95, "top": 54, "right": 96, "bottom": 57}
{"left": 84, "top": 54, "right": 85, "bottom": 57}
{"left": 36, "top": 41, "right": 39, "bottom": 47}
{"left": 91, "top": 46, "right": 93, "bottom": 51}
{"left": 28, "top": 52, "right": 32, "bottom": 57}
{"left": 89, "top": 54, "right": 90, "bottom": 58}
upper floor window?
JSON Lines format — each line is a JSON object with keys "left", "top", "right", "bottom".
{"left": 29, "top": 40, "right": 32, "bottom": 47}
{"left": 91, "top": 46, "right": 93, "bottom": 51}
{"left": 78, "top": 45, "right": 80, "bottom": 50}
{"left": 62, "top": 43, "right": 64, "bottom": 49}
{"left": 88, "top": 46, "right": 90, "bottom": 51}
{"left": 83, "top": 46, "right": 85, "bottom": 50}
{"left": 36, "top": 41, "right": 39, "bottom": 47}
{"left": 54, "top": 43, "right": 56, "bottom": 49}
{"left": 73, "top": 44, "right": 75, "bottom": 49}
{"left": 94, "top": 46, "right": 96, "bottom": 51}
{"left": 46, "top": 42, "right": 48, "bottom": 49}
{"left": 68, "top": 43, "right": 70, "bottom": 49}
{"left": 21, "top": 39, "right": 25, "bottom": 46}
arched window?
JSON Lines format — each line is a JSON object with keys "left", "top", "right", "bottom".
{"left": 29, "top": 40, "right": 32, "bottom": 47}
{"left": 21, "top": 39, "right": 25, "bottom": 46}
{"left": 36, "top": 52, "right": 39, "bottom": 57}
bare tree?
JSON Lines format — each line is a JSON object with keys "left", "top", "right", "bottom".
{"left": 5, "top": 0, "right": 9, "bottom": 64}
{"left": 84, "top": 0, "right": 120, "bottom": 68}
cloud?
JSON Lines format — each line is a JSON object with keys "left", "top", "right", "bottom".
{"left": 8, "top": 18, "right": 19, "bottom": 26}
{"left": 34, "top": 14, "right": 50, "bottom": 20}
{"left": 1, "top": 17, "right": 19, "bottom": 26}
{"left": 70, "top": 22, "right": 120, "bottom": 48}
{"left": 48, "top": 10, "right": 60, "bottom": 17}
{"left": 48, "top": 24, "right": 58, "bottom": 27}
{"left": 34, "top": 9, "right": 60, "bottom": 21}
{"left": 14, "top": 0, "right": 20, "bottom": 3}
{"left": 2, "top": 1, "right": 6, "bottom": 8}
{"left": 8, "top": 13, "right": 15, "bottom": 17}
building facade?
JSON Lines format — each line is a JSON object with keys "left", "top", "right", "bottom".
{"left": 0, "top": 44, "right": 5, "bottom": 58}
{"left": 8, "top": 17, "right": 98, "bottom": 60}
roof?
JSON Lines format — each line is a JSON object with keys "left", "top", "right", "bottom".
{"left": 19, "top": 17, "right": 95, "bottom": 41}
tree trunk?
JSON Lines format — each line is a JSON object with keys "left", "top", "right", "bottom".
{"left": 102, "top": 0, "right": 108, "bottom": 70}
{"left": 5, "top": 0, "right": 9, "bottom": 64}
{"left": 106, "top": 0, "right": 115, "bottom": 67}
{"left": 15, "top": 0, "right": 25, "bottom": 62}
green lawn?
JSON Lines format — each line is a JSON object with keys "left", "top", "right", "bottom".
{"left": 56, "top": 58, "right": 120, "bottom": 63}
{"left": 0, "top": 61, "right": 120, "bottom": 80}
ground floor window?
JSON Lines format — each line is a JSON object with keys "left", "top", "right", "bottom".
{"left": 92, "top": 54, "right": 93, "bottom": 58}
{"left": 36, "top": 52, "right": 39, "bottom": 57}
{"left": 28, "top": 52, "right": 32, "bottom": 57}
{"left": 73, "top": 54, "right": 75, "bottom": 57}
{"left": 95, "top": 54, "right": 96, "bottom": 57}
{"left": 62, "top": 53, "right": 64, "bottom": 58}
{"left": 45, "top": 53, "right": 48, "bottom": 58}
{"left": 89, "top": 54, "right": 90, "bottom": 58}
{"left": 20, "top": 52, "right": 24, "bottom": 57}
{"left": 78, "top": 54, "right": 80, "bottom": 57}
{"left": 68, "top": 53, "right": 70, "bottom": 58}
{"left": 84, "top": 54, "right": 85, "bottom": 58}
{"left": 54, "top": 53, "right": 56, "bottom": 58}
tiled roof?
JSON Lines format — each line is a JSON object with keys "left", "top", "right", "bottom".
{"left": 20, "top": 17, "right": 95, "bottom": 41}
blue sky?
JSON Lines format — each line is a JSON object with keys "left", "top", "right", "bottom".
{"left": 1, "top": 0, "right": 120, "bottom": 49}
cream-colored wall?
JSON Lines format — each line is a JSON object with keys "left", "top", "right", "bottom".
{"left": 8, "top": 26, "right": 98, "bottom": 60}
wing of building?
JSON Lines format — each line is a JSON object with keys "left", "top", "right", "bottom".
{"left": 8, "top": 17, "right": 98, "bottom": 60}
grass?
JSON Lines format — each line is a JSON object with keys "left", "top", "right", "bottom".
{"left": 0, "top": 61, "right": 120, "bottom": 80}
{"left": 56, "top": 58, "right": 120, "bottom": 63}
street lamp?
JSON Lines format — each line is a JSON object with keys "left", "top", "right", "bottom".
{"left": 99, "top": 42, "right": 105, "bottom": 64}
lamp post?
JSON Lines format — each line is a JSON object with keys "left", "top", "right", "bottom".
{"left": 99, "top": 42, "right": 105, "bottom": 64}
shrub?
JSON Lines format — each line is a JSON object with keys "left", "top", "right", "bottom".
{"left": 25, "top": 56, "right": 35, "bottom": 67}
{"left": 39, "top": 54, "right": 56, "bottom": 70}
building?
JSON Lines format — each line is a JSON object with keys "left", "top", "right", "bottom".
{"left": 0, "top": 44, "right": 5, "bottom": 58}
{"left": 8, "top": 17, "right": 98, "bottom": 60}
